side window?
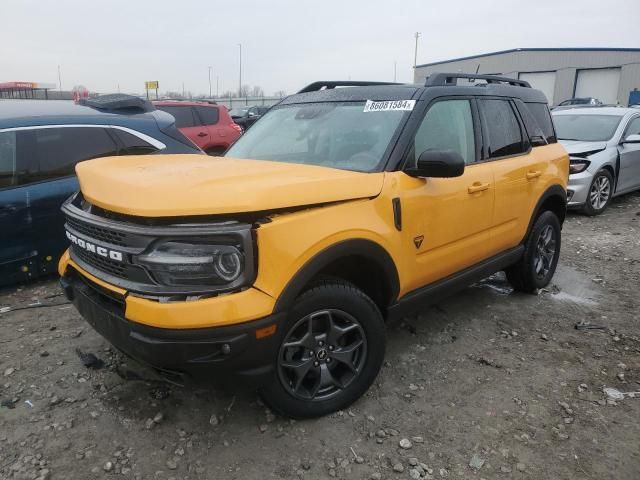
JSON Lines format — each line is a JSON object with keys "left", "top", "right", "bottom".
{"left": 156, "top": 106, "right": 197, "bottom": 128}
{"left": 411, "top": 99, "right": 476, "bottom": 165}
{"left": 624, "top": 117, "right": 640, "bottom": 137}
{"left": 33, "top": 127, "right": 119, "bottom": 181}
{"left": 526, "top": 103, "right": 557, "bottom": 144}
{"left": 113, "top": 130, "right": 159, "bottom": 155}
{"left": 480, "top": 99, "right": 526, "bottom": 158}
{"left": 195, "top": 106, "right": 219, "bottom": 126}
{"left": 0, "top": 131, "right": 17, "bottom": 189}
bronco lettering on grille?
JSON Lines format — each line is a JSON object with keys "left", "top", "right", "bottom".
{"left": 66, "top": 230, "right": 124, "bottom": 262}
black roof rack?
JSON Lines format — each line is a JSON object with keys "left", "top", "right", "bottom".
{"left": 425, "top": 73, "right": 531, "bottom": 88}
{"left": 79, "top": 94, "right": 154, "bottom": 113}
{"left": 298, "top": 81, "right": 403, "bottom": 94}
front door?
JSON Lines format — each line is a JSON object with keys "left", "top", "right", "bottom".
{"left": 398, "top": 98, "right": 495, "bottom": 293}
{"left": 618, "top": 116, "right": 640, "bottom": 193}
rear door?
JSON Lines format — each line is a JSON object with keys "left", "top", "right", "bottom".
{"left": 0, "top": 130, "right": 38, "bottom": 283}
{"left": 481, "top": 98, "right": 546, "bottom": 255}
{"left": 618, "top": 115, "right": 640, "bottom": 192}
{"left": 194, "top": 106, "right": 224, "bottom": 148}
{"left": 159, "top": 105, "right": 210, "bottom": 150}
{"left": 28, "top": 126, "right": 119, "bottom": 273}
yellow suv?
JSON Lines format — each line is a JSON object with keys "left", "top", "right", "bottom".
{"left": 59, "top": 74, "right": 569, "bottom": 418}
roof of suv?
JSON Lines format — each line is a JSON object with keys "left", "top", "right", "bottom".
{"left": 0, "top": 99, "right": 175, "bottom": 130}
{"left": 282, "top": 74, "right": 548, "bottom": 106}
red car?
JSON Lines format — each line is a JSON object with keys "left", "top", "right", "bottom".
{"left": 153, "top": 100, "right": 242, "bottom": 155}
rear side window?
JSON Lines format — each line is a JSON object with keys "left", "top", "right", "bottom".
{"left": 527, "top": 103, "right": 557, "bottom": 143}
{"left": 412, "top": 99, "right": 476, "bottom": 165}
{"left": 0, "top": 131, "right": 17, "bottom": 188}
{"left": 479, "top": 99, "right": 526, "bottom": 158}
{"left": 195, "top": 106, "right": 219, "bottom": 125}
{"left": 156, "top": 106, "right": 197, "bottom": 128}
{"left": 113, "top": 130, "right": 158, "bottom": 155}
{"left": 33, "top": 127, "right": 119, "bottom": 180}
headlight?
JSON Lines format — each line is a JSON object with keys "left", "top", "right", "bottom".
{"left": 569, "top": 158, "right": 590, "bottom": 174}
{"left": 134, "top": 241, "right": 245, "bottom": 287}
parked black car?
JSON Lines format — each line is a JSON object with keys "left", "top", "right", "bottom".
{"left": 0, "top": 95, "right": 202, "bottom": 286}
{"left": 229, "top": 105, "right": 270, "bottom": 131}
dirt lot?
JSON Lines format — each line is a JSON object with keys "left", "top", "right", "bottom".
{"left": 1, "top": 192, "right": 639, "bottom": 480}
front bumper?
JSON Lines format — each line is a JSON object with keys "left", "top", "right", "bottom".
{"left": 60, "top": 269, "right": 284, "bottom": 389}
{"left": 567, "top": 170, "right": 594, "bottom": 207}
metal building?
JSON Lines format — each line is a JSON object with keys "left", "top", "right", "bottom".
{"left": 414, "top": 48, "right": 640, "bottom": 107}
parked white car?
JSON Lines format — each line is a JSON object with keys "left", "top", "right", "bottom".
{"left": 553, "top": 107, "right": 640, "bottom": 215}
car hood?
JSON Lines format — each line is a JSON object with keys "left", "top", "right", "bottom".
{"left": 75, "top": 155, "right": 384, "bottom": 217}
{"left": 559, "top": 140, "right": 608, "bottom": 155}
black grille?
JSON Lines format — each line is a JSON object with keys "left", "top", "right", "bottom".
{"left": 72, "top": 247, "right": 126, "bottom": 277}
{"left": 66, "top": 216, "right": 127, "bottom": 247}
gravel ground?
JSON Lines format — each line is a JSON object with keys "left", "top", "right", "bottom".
{"left": 1, "top": 192, "right": 639, "bottom": 480}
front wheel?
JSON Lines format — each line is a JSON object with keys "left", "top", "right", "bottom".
{"left": 506, "top": 211, "right": 561, "bottom": 293}
{"left": 582, "top": 170, "right": 613, "bottom": 216}
{"left": 260, "top": 280, "right": 385, "bottom": 419}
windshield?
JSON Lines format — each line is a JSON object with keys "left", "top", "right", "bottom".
{"left": 553, "top": 114, "right": 622, "bottom": 142}
{"left": 229, "top": 108, "right": 250, "bottom": 117}
{"left": 225, "top": 102, "right": 407, "bottom": 172}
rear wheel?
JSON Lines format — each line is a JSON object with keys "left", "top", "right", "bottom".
{"left": 506, "top": 211, "right": 561, "bottom": 293}
{"left": 260, "top": 280, "right": 385, "bottom": 418}
{"left": 582, "top": 170, "right": 613, "bottom": 216}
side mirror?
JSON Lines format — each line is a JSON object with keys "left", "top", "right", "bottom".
{"left": 248, "top": 111, "right": 257, "bottom": 117}
{"left": 623, "top": 133, "right": 640, "bottom": 144}
{"left": 405, "top": 149, "right": 465, "bottom": 178}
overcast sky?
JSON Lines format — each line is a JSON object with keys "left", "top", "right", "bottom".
{"left": 2, "top": 0, "right": 639, "bottom": 97}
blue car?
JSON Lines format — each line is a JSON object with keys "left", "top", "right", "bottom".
{"left": 0, "top": 95, "right": 202, "bottom": 286}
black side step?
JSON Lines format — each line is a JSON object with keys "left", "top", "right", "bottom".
{"left": 387, "top": 246, "right": 524, "bottom": 322}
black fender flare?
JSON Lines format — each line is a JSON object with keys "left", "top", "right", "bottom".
{"left": 523, "top": 184, "right": 567, "bottom": 242}
{"left": 273, "top": 239, "right": 400, "bottom": 313}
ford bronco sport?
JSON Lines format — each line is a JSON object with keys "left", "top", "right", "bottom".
{"left": 59, "top": 74, "right": 569, "bottom": 418}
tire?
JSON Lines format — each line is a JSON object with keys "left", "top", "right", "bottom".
{"left": 259, "top": 280, "right": 385, "bottom": 419}
{"left": 582, "top": 169, "right": 613, "bottom": 216}
{"left": 206, "top": 147, "right": 226, "bottom": 156}
{"left": 506, "top": 210, "right": 561, "bottom": 293}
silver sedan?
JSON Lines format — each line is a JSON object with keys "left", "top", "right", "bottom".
{"left": 553, "top": 106, "right": 640, "bottom": 215}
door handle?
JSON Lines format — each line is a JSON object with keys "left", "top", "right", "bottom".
{"left": 197, "top": 132, "right": 208, "bottom": 137}
{"left": 526, "top": 170, "right": 542, "bottom": 180}
{"left": 468, "top": 182, "right": 490, "bottom": 194}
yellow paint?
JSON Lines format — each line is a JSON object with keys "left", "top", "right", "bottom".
{"left": 59, "top": 255, "right": 275, "bottom": 329}
{"left": 125, "top": 288, "right": 275, "bottom": 329}
{"left": 75, "top": 155, "right": 384, "bottom": 217}
{"left": 62, "top": 144, "right": 568, "bottom": 331}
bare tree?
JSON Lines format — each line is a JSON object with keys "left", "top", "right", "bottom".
{"left": 221, "top": 90, "right": 237, "bottom": 98}
{"left": 273, "top": 90, "right": 287, "bottom": 98}
{"left": 250, "top": 85, "right": 264, "bottom": 97}
{"left": 239, "top": 84, "right": 251, "bottom": 97}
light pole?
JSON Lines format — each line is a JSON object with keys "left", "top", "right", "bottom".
{"left": 394, "top": 61, "right": 397, "bottom": 82}
{"left": 413, "top": 32, "right": 421, "bottom": 69}
{"left": 238, "top": 43, "right": 242, "bottom": 97}
{"left": 216, "top": 75, "right": 219, "bottom": 97}
{"left": 57, "top": 65, "right": 62, "bottom": 91}
{"left": 208, "top": 66, "right": 212, "bottom": 99}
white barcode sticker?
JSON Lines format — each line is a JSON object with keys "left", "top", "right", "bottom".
{"left": 363, "top": 99, "right": 416, "bottom": 112}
